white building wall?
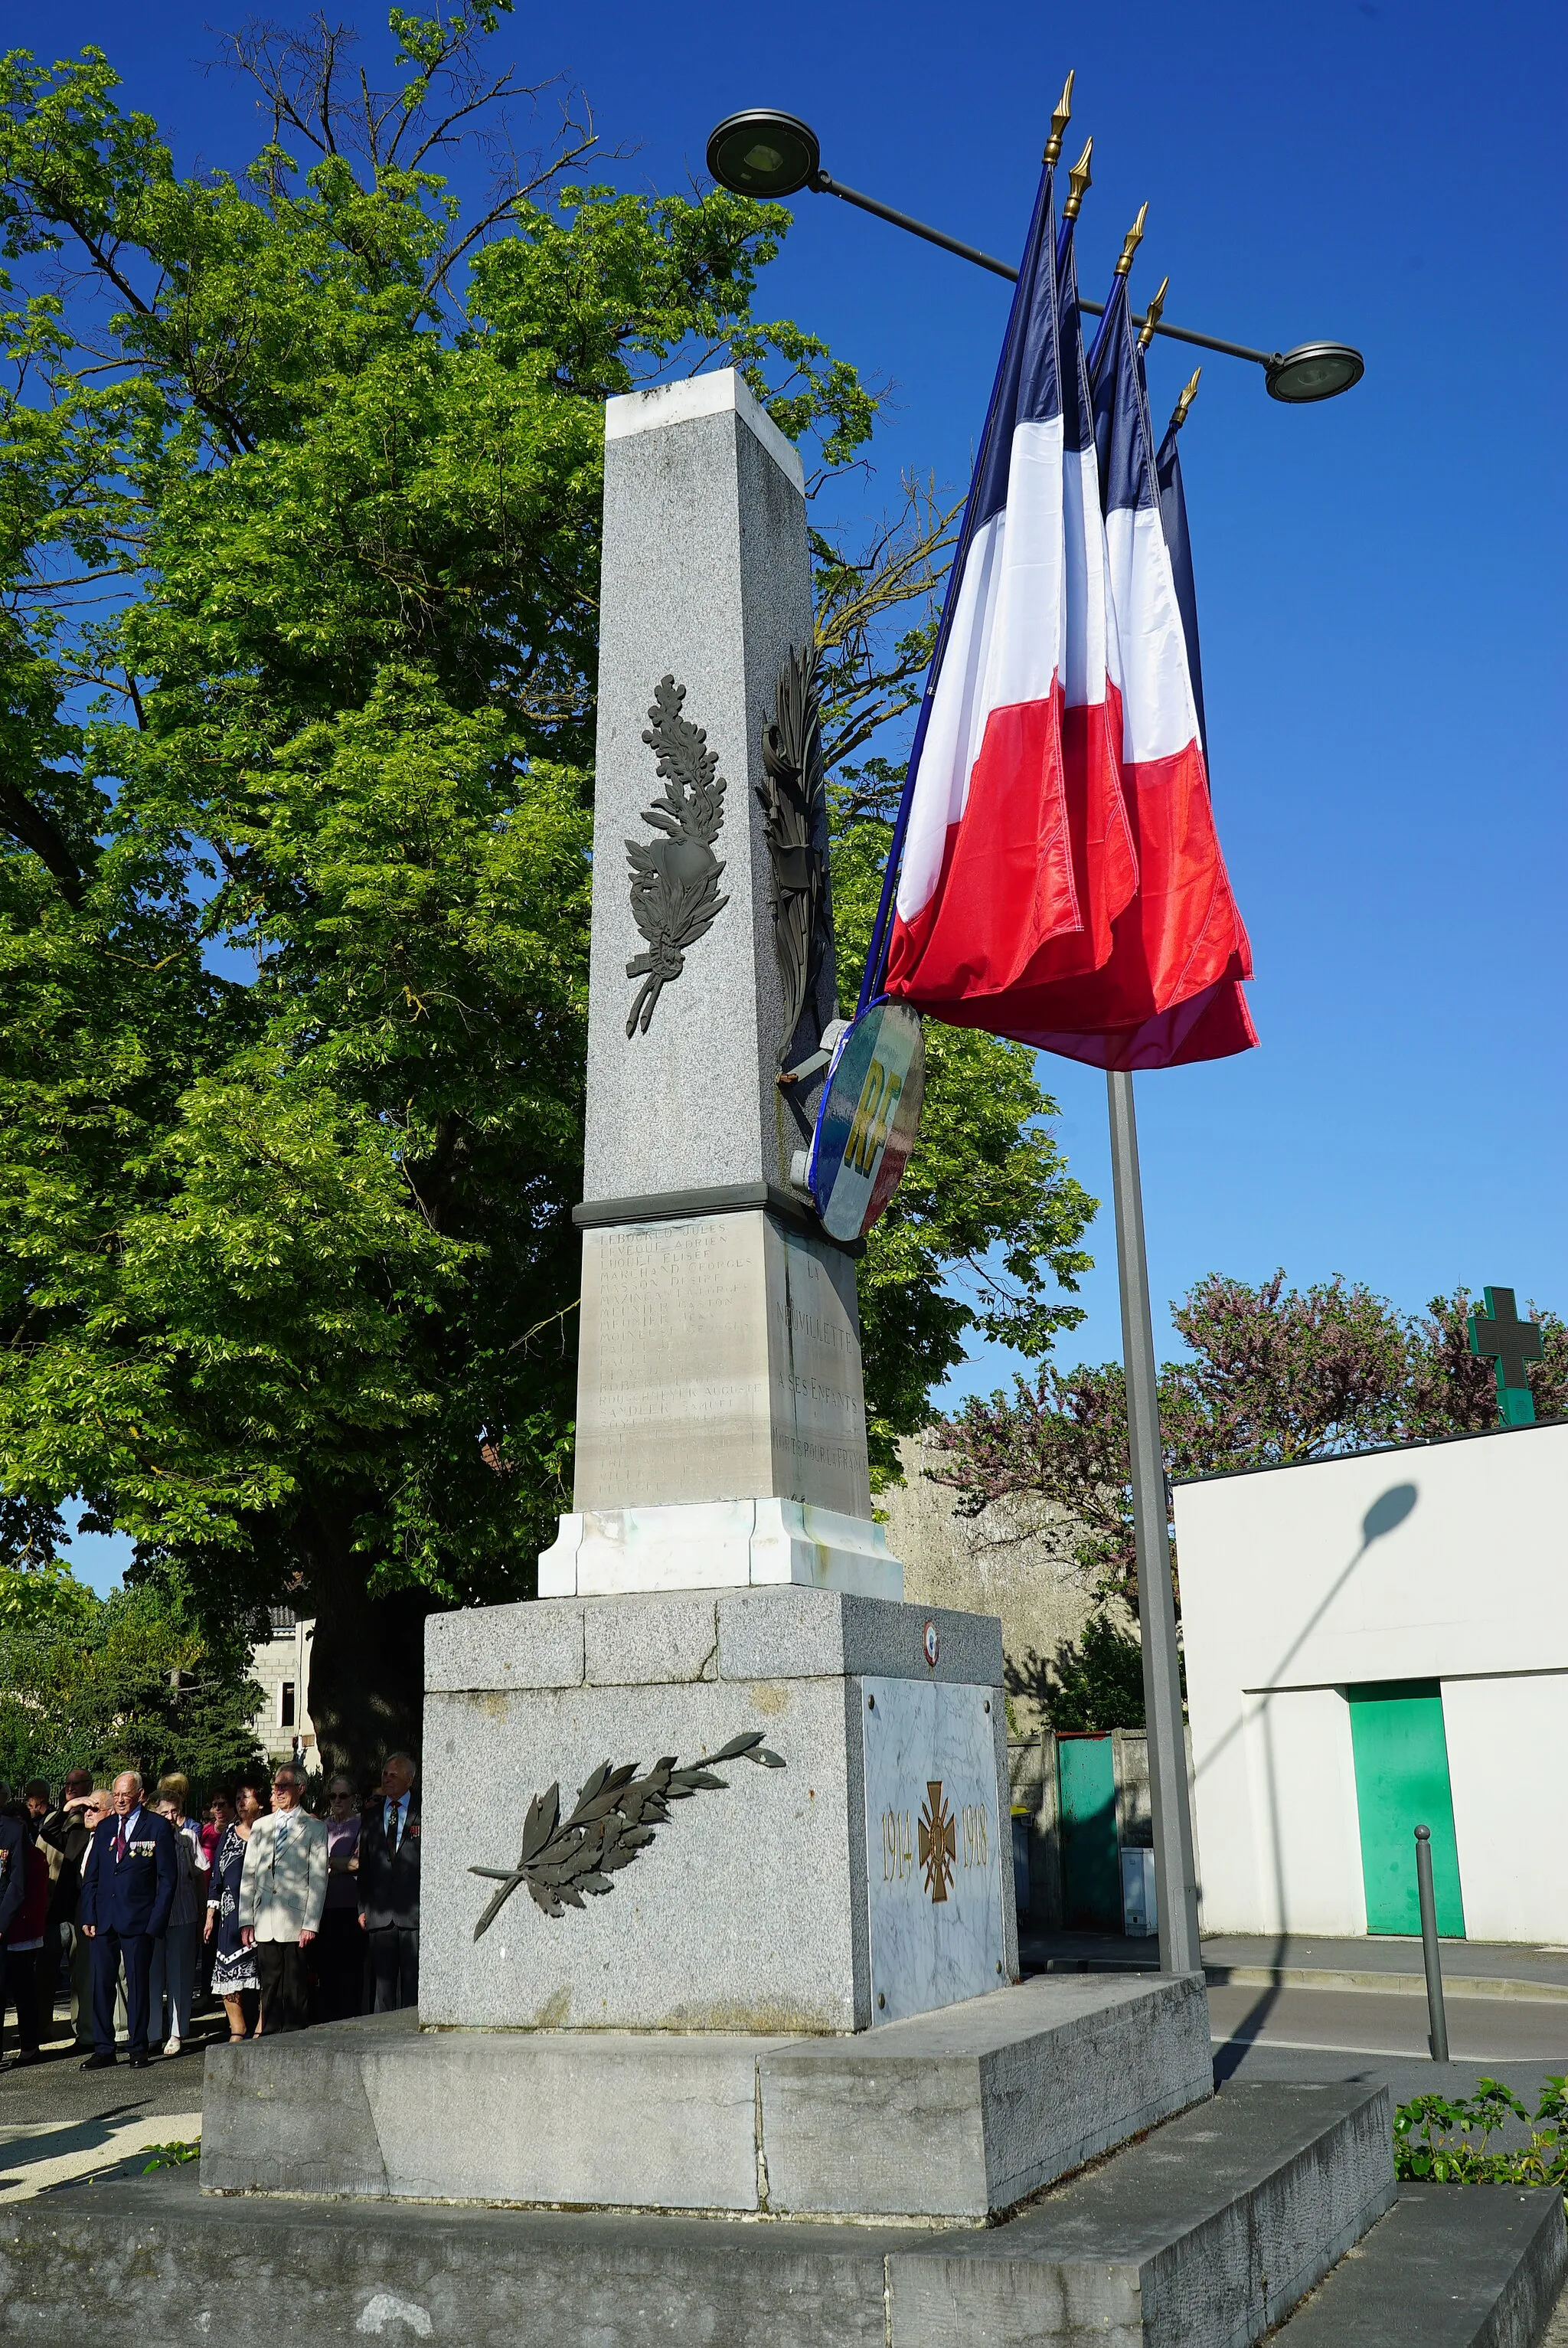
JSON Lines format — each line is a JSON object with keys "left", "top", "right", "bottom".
{"left": 1239, "top": 1689, "right": 1367, "bottom": 1939}
{"left": 248, "top": 1614, "right": 317, "bottom": 1766}
{"left": 1176, "top": 1420, "right": 1568, "bottom": 1941}
{"left": 1442, "top": 1673, "right": 1568, "bottom": 1945}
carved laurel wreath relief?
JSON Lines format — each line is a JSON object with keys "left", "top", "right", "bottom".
{"left": 469, "top": 1732, "right": 786, "bottom": 1932}
{"left": 756, "top": 645, "right": 831, "bottom": 1064}
{"left": 624, "top": 675, "right": 729, "bottom": 1037}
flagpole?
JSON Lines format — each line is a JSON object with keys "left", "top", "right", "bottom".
{"left": 1106, "top": 1069, "right": 1202, "bottom": 1975}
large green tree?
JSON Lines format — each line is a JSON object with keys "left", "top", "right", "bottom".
{"left": 0, "top": 1564, "right": 264, "bottom": 1793}
{"left": 0, "top": 10, "right": 1093, "bottom": 1768}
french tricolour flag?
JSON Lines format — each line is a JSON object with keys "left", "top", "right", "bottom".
{"left": 1009, "top": 270, "right": 1256, "bottom": 1068}
{"left": 883, "top": 165, "right": 1136, "bottom": 1008}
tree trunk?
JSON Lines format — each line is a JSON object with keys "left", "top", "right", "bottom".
{"left": 305, "top": 1555, "right": 436, "bottom": 1784}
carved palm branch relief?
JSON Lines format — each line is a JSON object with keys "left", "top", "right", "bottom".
{"left": 625, "top": 674, "right": 729, "bottom": 1037}
{"left": 470, "top": 1731, "right": 786, "bottom": 1934}
{"left": 756, "top": 644, "right": 831, "bottom": 1063}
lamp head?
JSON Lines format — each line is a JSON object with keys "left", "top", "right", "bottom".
{"left": 706, "top": 109, "right": 822, "bottom": 199}
{"left": 1265, "top": 341, "right": 1365, "bottom": 404}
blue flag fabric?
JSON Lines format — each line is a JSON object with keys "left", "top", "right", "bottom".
{"left": 1155, "top": 408, "right": 1208, "bottom": 767}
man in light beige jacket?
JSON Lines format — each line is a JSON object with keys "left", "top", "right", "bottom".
{"left": 239, "top": 1764, "right": 328, "bottom": 2033}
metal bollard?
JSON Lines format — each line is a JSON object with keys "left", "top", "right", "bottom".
{"left": 1414, "top": 1824, "right": 1449, "bottom": 2062}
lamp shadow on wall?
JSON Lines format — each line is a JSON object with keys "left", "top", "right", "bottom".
{"left": 1211, "top": 1480, "right": 1418, "bottom": 2081}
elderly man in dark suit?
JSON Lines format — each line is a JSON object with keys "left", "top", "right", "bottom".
{"left": 358, "top": 1752, "right": 420, "bottom": 2011}
{"left": 78, "top": 1768, "right": 177, "bottom": 2068}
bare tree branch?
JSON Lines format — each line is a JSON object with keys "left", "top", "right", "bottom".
{"left": 813, "top": 473, "right": 962, "bottom": 775}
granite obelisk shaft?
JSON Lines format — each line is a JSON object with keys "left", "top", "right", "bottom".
{"left": 541, "top": 369, "right": 899, "bottom": 1599}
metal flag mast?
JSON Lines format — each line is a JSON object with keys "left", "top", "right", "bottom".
{"left": 707, "top": 74, "right": 1362, "bottom": 1977}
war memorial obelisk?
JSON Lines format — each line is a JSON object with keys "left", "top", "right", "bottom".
{"left": 538, "top": 367, "right": 898, "bottom": 1602}
{"left": 184, "top": 373, "right": 1416, "bottom": 2343}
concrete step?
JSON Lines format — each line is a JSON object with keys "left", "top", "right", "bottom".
{"left": 1271, "top": 2183, "right": 1567, "bottom": 2345}
{"left": 0, "top": 2082, "right": 1396, "bottom": 2346}
{"left": 198, "top": 1974, "right": 1215, "bottom": 2222}
{"left": 892, "top": 2081, "right": 1396, "bottom": 2346}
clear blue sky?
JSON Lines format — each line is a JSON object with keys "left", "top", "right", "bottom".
{"left": 18, "top": 0, "right": 1566, "bottom": 1575}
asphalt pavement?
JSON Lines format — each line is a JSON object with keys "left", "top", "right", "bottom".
{"left": 1207, "top": 1980, "right": 1568, "bottom": 2068}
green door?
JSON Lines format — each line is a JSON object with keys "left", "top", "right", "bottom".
{"left": 1058, "top": 1734, "right": 1121, "bottom": 1931}
{"left": 1347, "top": 1681, "right": 1466, "bottom": 1937}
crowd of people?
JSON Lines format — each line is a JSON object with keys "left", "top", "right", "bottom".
{"left": 0, "top": 1752, "right": 422, "bottom": 2068}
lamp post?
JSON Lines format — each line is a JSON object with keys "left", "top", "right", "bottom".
{"left": 707, "top": 100, "right": 1360, "bottom": 1979}
{"left": 705, "top": 107, "right": 1365, "bottom": 404}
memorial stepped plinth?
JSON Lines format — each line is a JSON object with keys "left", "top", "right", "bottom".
{"left": 8, "top": 2081, "right": 1563, "bottom": 2347}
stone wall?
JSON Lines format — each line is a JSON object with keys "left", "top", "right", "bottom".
{"left": 880, "top": 1436, "right": 1097, "bottom": 1732}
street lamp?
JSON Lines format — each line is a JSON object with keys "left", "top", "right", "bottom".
{"left": 705, "top": 106, "right": 1364, "bottom": 404}
{"left": 706, "top": 108, "right": 821, "bottom": 199}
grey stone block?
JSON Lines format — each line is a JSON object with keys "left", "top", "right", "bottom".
{"left": 583, "top": 370, "right": 831, "bottom": 1208}
{"left": 420, "top": 1591, "right": 1014, "bottom": 2037}
{"left": 1273, "top": 2181, "right": 1567, "bottom": 2346}
{"left": 422, "top": 1674, "right": 870, "bottom": 2032}
{"left": 573, "top": 1210, "right": 875, "bottom": 1522}
{"left": 200, "top": 1977, "right": 1210, "bottom": 2224}
{"left": 760, "top": 1973, "right": 1213, "bottom": 2220}
{"left": 582, "top": 1591, "right": 720, "bottom": 1685}
{"left": 4, "top": 2083, "right": 1422, "bottom": 2348}
{"left": 426, "top": 1599, "right": 584, "bottom": 1692}
{"left": 426, "top": 1588, "right": 1001, "bottom": 1696}
{"left": 889, "top": 2081, "right": 1396, "bottom": 2348}
{"left": 0, "top": 2169, "right": 903, "bottom": 2348}
{"left": 715, "top": 1587, "right": 1004, "bottom": 1686}
{"left": 202, "top": 2012, "right": 785, "bottom": 2212}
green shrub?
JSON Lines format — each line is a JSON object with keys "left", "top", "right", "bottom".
{"left": 1393, "top": 2078, "right": 1568, "bottom": 2187}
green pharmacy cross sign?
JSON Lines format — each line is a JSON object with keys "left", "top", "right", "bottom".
{"left": 1467, "top": 1286, "right": 1544, "bottom": 1427}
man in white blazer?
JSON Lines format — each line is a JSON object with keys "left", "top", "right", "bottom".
{"left": 239, "top": 1764, "right": 328, "bottom": 2032}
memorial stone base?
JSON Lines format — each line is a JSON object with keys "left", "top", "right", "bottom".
{"left": 28, "top": 2082, "right": 1563, "bottom": 2348}
{"left": 199, "top": 1974, "right": 1214, "bottom": 2219}
{"left": 544, "top": 1203, "right": 903, "bottom": 1602}
{"left": 420, "top": 1586, "right": 1014, "bottom": 2035}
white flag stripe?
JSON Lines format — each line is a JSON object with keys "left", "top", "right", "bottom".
{"left": 1104, "top": 505, "right": 1200, "bottom": 765}
{"left": 897, "top": 507, "right": 1008, "bottom": 920}
{"left": 897, "top": 416, "right": 1071, "bottom": 924}
{"left": 1063, "top": 440, "right": 1118, "bottom": 707}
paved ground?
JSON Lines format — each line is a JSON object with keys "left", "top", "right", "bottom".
{"left": 1208, "top": 1980, "right": 1568, "bottom": 2068}
{"left": 1208, "top": 1968, "right": 1568, "bottom": 2166}
{"left": 1204, "top": 1931, "right": 1568, "bottom": 1997}
{"left": 0, "top": 2000, "right": 224, "bottom": 2198}
{"left": 1021, "top": 1929, "right": 1568, "bottom": 2140}
{"left": 1023, "top": 1927, "right": 1568, "bottom": 1997}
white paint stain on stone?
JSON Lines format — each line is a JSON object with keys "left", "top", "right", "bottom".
{"left": 355, "top": 2293, "right": 434, "bottom": 2337}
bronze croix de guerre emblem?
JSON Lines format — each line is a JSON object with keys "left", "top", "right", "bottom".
{"left": 919, "top": 1780, "right": 956, "bottom": 1905}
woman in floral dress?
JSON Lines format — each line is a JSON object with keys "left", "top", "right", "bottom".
{"left": 204, "top": 1784, "right": 263, "bottom": 2040}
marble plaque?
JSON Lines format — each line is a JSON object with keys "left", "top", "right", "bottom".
{"left": 574, "top": 1210, "right": 871, "bottom": 1519}
{"left": 764, "top": 1224, "right": 871, "bottom": 1516}
{"left": 576, "top": 1214, "right": 772, "bottom": 1509}
{"left": 861, "top": 1676, "right": 1005, "bottom": 2026}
